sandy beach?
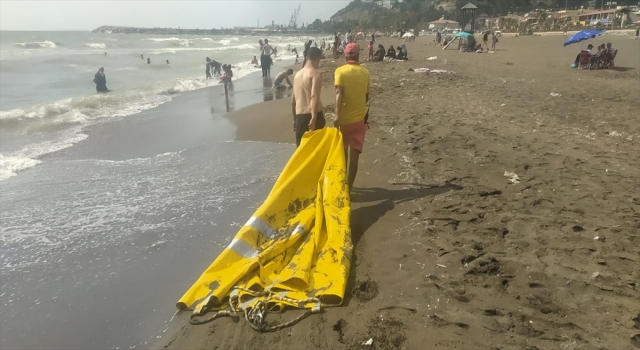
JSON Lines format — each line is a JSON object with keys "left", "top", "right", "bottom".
{"left": 160, "top": 34, "right": 639, "bottom": 350}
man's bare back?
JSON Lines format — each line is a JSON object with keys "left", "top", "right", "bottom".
{"left": 291, "top": 47, "right": 325, "bottom": 147}
{"left": 292, "top": 65, "right": 322, "bottom": 115}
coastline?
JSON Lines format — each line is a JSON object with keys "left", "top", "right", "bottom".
{"left": 159, "top": 34, "right": 639, "bottom": 350}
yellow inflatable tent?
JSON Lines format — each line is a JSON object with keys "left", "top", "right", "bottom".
{"left": 177, "top": 128, "right": 353, "bottom": 331}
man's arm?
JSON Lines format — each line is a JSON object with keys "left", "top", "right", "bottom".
{"left": 334, "top": 85, "right": 343, "bottom": 128}
{"left": 286, "top": 76, "right": 292, "bottom": 88}
{"left": 291, "top": 93, "right": 297, "bottom": 131}
{"left": 309, "top": 71, "right": 322, "bottom": 131}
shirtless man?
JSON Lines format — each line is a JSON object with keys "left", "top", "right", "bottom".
{"left": 273, "top": 69, "right": 294, "bottom": 89}
{"left": 291, "top": 47, "right": 324, "bottom": 147}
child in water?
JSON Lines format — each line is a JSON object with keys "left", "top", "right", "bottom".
{"left": 220, "top": 64, "right": 233, "bottom": 84}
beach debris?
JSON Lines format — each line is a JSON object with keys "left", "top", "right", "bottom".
{"left": 503, "top": 171, "right": 521, "bottom": 184}
{"left": 408, "top": 68, "right": 455, "bottom": 74}
{"left": 500, "top": 104, "right": 506, "bottom": 107}
{"left": 550, "top": 92, "right": 562, "bottom": 97}
{"left": 362, "top": 338, "right": 374, "bottom": 346}
{"left": 594, "top": 235, "right": 605, "bottom": 242}
{"left": 427, "top": 56, "right": 437, "bottom": 60}
{"left": 436, "top": 264, "right": 447, "bottom": 268}
{"left": 443, "top": 58, "right": 448, "bottom": 64}
{"left": 431, "top": 69, "right": 454, "bottom": 74}
{"left": 589, "top": 271, "right": 601, "bottom": 281}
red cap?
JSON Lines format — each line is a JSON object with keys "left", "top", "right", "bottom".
{"left": 345, "top": 43, "right": 360, "bottom": 59}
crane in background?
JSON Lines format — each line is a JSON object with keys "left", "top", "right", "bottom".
{"left": 288, "top": 4, "right": 301, "bottom": 29}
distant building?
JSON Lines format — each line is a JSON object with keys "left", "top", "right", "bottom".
{"left": 578, "top": 9, "right": 617, "bottom": 25}
{"left": 374, "top": 0, "right": 395, "bottom": 9}
{"left": 552, "top": 9, "right": 586, "bottom": 23}
{"left": 428, "top": 19, "right": 459, "bottom": 30}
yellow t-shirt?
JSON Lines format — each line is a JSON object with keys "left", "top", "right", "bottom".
{"left": 334, "top": 63, "right": 370, "bottom": 125}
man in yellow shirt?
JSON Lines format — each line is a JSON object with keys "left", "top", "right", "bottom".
{"left": 334, "top": 42, "right": 370, "bottom": 191}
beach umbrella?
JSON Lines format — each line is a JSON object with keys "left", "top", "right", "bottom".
{"left": 563, "top": 29, "right": 606, "bottom": 47}
{"left": 455, "top": 32, "right": 472, "bottom": 38}
{"left": 402, "top": 32, "right": 415, "bottom": 38}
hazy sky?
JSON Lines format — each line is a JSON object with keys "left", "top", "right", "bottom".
{"left": 0, "top": 0, "right": 351, "bottom": 31}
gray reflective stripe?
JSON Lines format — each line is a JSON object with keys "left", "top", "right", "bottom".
{"left": 228, "top": 239, "right": 259, "bottom": 259}
{"left": 240, "top": 297, "right": 257, "bottom": 310}
{"left": 274, "top": 291, "right": 288, "bottom": 300}
{"left": 245, "top": 217, "right": 307, "bottom": 238}
{"left": 245, "top": 217, "right": 277, "bottom": 238}
{"left": 292, "top": 225, "right": 306, "bottom": 235}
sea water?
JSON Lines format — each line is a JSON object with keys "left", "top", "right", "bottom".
{"left": 0, "top": 31, "right": 319, "bottom": 349}
{"left": 0, "top": 31, "right": 314, "bottom": 180}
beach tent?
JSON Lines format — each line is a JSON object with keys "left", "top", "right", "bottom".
{"left": 402, "top": 32, "right": 415, "bottom": 38}
{"left": 177, "top": 128, "right": 352, "bottom": 331}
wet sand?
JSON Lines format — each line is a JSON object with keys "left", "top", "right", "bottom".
{"left": 160, "top": 34, "right": 640, "bottom": 350}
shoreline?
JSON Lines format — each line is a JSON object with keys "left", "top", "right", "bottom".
{"left": 159, "top": 34, "right": 639, "bottom": 350}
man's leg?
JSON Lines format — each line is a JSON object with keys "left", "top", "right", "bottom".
{"left": 294, "top": 114, "right": 310, "bottom": 147}
{"left": 347, "top": 148, "right": 360, "bottom": 190}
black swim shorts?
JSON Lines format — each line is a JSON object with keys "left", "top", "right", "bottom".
{"left": 294, "top": 112, "right": 325, "bottom": 147}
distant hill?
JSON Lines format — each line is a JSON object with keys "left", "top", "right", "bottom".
{"left": 324, "top": 0, "right": 639, "bottom": 32}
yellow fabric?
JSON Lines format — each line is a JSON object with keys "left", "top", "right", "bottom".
{"left": 334, "top": 63, "right": 370, "bottom": 124}
{"left": 177, "top": 128, "right": 352, "bottom": 315}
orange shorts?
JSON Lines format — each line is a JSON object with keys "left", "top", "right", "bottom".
{"left": 339, "top": 120, "right": 366, "bottom": 153}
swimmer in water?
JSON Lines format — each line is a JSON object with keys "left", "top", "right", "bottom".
{"left": 251, "top": 56, "right": 259, "bottom": 67}
{"left": 209, "top": 59, "right": 222, "bottom": 75}
{"left": 166, "top": 59, "right": 170, "bottom": 64}
{"left": 147, "top": 58, "right": 151, "bottom": 64}
{"left": 93, "top": 67, "right": 109, "bottom": 92}
{"left": 141, "top": 54, "right": 144, "bottom": 59}
{"left": 220, "top": 64, "right": 233, "bottom": 84}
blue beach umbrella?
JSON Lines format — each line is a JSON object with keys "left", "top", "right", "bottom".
{"left": 563, "top": 29, "right": 606, "bottom": 47}
{"left": 455, "top": 32, "right": 472, "bottom": 38}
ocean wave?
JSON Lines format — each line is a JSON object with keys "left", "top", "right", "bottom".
{"left": 167, "top": 78, "right": 210, "bottom": 94}
{"left": 86, "top": 43, "right": 107, "bottom": 49}
{"left": 197, "top": 38, "right": 214, "bottom": 42}
{"left": 0, "top": 130, "right": 87, "bottom": 181}
{"left": 12, "top": 41, "right": 57, "bottom": 49}
{"left": 146, "top": 37, "right": 183, "bottom": 42}
{"left": 0, "top": 92, "right": 171, "bottom": 127}
{"left": 146, "top": 37, "right": 192, "bottom": 47}
{"left": 0, "top": 155, "right": 42, "bottom": 181}
{"left": 152, "top": 44, "right": 256, "bottom": 53}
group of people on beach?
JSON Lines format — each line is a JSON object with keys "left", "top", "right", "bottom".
{"left": 290, "top": 41, "right": 370, "bottom": 191}
{"left": 572, "top": 42, "right": 617, "bottom": 69}
{"left": 370, "top": 43, "right": 408, "bottom": 61}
